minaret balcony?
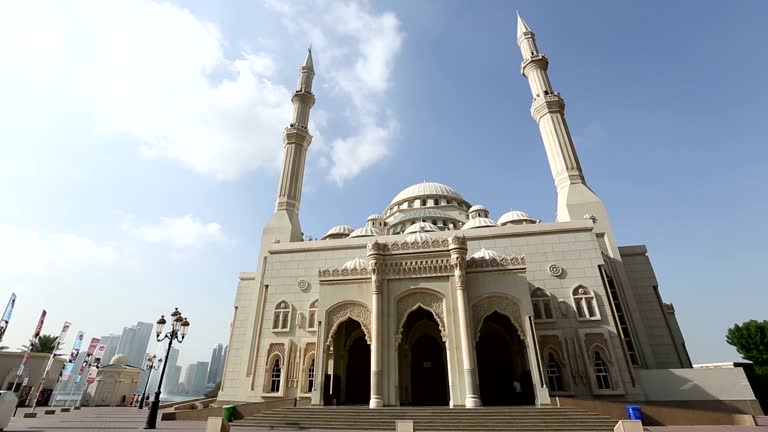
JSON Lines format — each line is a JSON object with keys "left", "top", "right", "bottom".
{"left": 521, "top": 53, "right": 549, "bottom": 76}
{"left": 530, "top": 93, "right": 566, "bottom": 121}
{"left": 283, "top": 127, "right": 313, "bottom": 148}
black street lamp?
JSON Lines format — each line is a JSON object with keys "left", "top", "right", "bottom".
{"left": 144, "top": 308, "right": 189, "bottom": 430}
{"left": 138, "top": 354, "right": 162, "bottom": 409}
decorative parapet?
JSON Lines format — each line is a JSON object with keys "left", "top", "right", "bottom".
{"left": 466, "top": 254, "right": 526, "bottom": 271}
{"left": 367, "top": 237, "right": 450, "bottom": 254}
{"left": 319, "top": 257, "right": 453, "bottom": 281}
{"left": 318, "top": 266, "right": 370, "bottom": 280}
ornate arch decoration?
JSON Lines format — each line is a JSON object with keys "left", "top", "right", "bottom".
{"left": 472, "top": 293, "right": 525, "bottom": 340}
{"left": 324, "top": 300, "right": 372, "bottom": 346}
{"left": 395, "top": 289, "right": 447, "bottom": 344}
{"left": 583, "top": 332, "right": 613, "bottom": 362}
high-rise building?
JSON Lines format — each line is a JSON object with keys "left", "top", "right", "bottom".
{"left": 115, "top": 322, "right": 153, "bottom": 368}
{"left": 165, "top": 365, "right": 182, "bottom": 395}
{"left": 100, "top": 334, "right": 122, "bottom": 365}
{"left": 207, "top": 344, "right": 224, "bottom": 385}
{"left": 182, "top": 363, "right": 197, "bottom": 394}
{"left": 192, "top": 361, "right": 209, "bottom": 395}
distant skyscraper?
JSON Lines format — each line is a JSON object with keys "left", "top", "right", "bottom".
{"left": 182, "top": 363, "right": 197, "bottom": 394}
{"left": 116, "top": 322, "right": 153, "bottom": 367}
{"left": 165, "top": 365, "right": 182, "bottom": 394}
{"left": 148, "top": 347, "right": 179, "bottom": 395}
{"left": 207, "top": 344, "right": 224, "bottom": 385}
{"left": 192, "top": 361, "right": 209, "bottom": 395}
{"left": 100, "top": 334, "right": 122, "bottom": 364}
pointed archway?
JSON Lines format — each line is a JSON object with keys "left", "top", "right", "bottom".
{"left": 476, "top": 311, "right": 533, "bottom": 405}
{"left": 327, "top": 318, "right": 370, "bottom": 405}
{"left": 399, "top": 307, "right": 449, "bottom": 406}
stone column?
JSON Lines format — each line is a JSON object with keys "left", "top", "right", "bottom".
{"left": 449, "top": 235, "right": 482, "bottom": 407}
{"left": 368, "top": 248, "right": 384, "bottom": 408}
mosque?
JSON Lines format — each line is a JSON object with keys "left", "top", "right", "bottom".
{"left": 216, "top": 14, "right": 692, "bottom": 408}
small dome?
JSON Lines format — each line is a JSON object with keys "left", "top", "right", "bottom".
{"left": 404, "top": 222, "right": 439, "bottom": 234}
{"left": 110, "top": 354, "right": 128, "bottom": 367}
{"left": 498, "top": 210, "right": 538, "bottom": 226}
{"left": 405, "top": 232, "right": 434, "bottom": 243}
{"left": 348, "top": 226, "right": 382, "bottom": 238}
{"left": 461, "top": 217, "right": 499, "bottom": 230}
{"left": 366, "top": 214, "right": 382, "bottom": 221}
{"left": 341, "top": 257, "right": 369, "bottom": 270}
{"left": 468, "top": 205, "right": 488, "bottom": 213}
{"left": 470, "top": 248, "right": 504, "bottom": 260}
{"left": 321, "top": 224, "right": 354, "bottom": 240}
{"left": 389, "top": 182, "right": 464, "bottom": 206}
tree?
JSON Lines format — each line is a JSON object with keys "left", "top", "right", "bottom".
{"left": 726, "top": 320, "right": 768, "bottom": 371}
{"left": 20, "top": 334, "right": 59, "bottom": 354}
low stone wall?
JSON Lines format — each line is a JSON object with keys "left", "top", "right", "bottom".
{"left": 556, "top": 397, "right": 757, "bottom": 426}
{"left": 158, "top": 396, "right": 211, "bottom": 410}
{"left": 161, "top": 398, "right": 299, "bottom": 422}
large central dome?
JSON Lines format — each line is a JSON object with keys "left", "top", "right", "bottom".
{"left": 389, "top": 182, "right": 464, "bottom": 206}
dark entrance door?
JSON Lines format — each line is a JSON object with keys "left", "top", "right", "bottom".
{"left": 344, "top": 334, "right": 370, "bottom": 404}
{"left": 410, "top": 335, "right": 449, "bottom": 406}
{"left": 476, "top": 311, "right": 531, "bottom": 405}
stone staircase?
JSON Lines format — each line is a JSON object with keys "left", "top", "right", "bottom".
{"left": 231, "top": 406, "right": 618, "bottom": 431}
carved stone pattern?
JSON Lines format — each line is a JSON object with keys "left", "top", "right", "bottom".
{"left": 318, "top": 266, "right": 370, "bottom": 279}
{"left": 386, "top": 237, "right": 449, "bottom": 253}
{"left": 396, "top": 292, "right": 446, "bottom": 338}
{"left": 472, "top": 295, "right": 524, "bottom": 339}
{"left": 382, "top": 258, "right": 453, "bottom": 279}
{"left": 539, "top": 335, "right": 562, "bottom": 354}
{"left": 584, "top": 332, "right": 609, "bottom": 354}
{"left": 596, "top": 234, "right": 609, "bottom": 255}
{"left": 466, "top": 255, "right": 526, "bottom": 270}
{"left": 531, "top": 287, "right": 548, "bottom": 298}
{"left": 325, "top": 302, "right": 372, "bottom": 345}
{"left": 304, "top": 342, "right": 316, "bottom": 356}
{"left": 548, "top": 263, "right": 563, "bottom": 277}
{"left": 266, "top": 343, "right": 286, "bottom": 362}
{"left": 297, "top": 279, "right": 310, "bottom": 292}
{"left": 449, "top": 235, "right": 467, "bottom": 249}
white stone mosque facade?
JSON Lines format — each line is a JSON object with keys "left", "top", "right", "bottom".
{"left": 217, "top": 14, "right": 692, "bottom": 408}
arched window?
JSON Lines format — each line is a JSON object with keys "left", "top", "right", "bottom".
{"left": 307, "top": 299, "right": 318, "bottom": 331}
{"left": 546, "top": 353, "right": 564, "bottom": 392}
{"left": 531, "top": 288, "right": 554, "bottom": 321}
{"left": 270, "top": 358, "right": 282, "bottom": 392}
{"left": 572, "top": 286, "right": 600, "bottom": 320}
{"left": 306, "top": 357, "right": 316, "bottom": 393}
{"left": 273, "top": 301, "right": 291, "bottom": 332}
{"left": 593, "top": 351, "right": 611, "bottom": 390}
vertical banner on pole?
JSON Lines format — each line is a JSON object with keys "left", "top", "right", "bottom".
{"left": 17, "top": 309, "right": 47, "bottom": 377}
{"left": 0, "top": 293, "right": 16, "bottom": 343}
{"left": 61, "top": 331, "right": 85, "bottom": 381}
{"left": 76, "top": 338, "right": 101, "bottom": 383}
{"left": 86, "top": 343, "right": 107, "bottom": 384}
{"left": 31, "top": 321, "right": 71, "bottom": 410}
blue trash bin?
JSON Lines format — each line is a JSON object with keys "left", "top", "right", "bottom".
{"left": 626, "top": 405, "right": 643, "bottom": 421}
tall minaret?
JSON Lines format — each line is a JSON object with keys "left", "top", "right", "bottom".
{"left": 517, "top": 13, "right": 619, "bottom": 256}
{"left": 263, "top": 49, "right": 316, "bottom": 244}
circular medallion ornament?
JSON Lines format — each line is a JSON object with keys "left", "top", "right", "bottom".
{"left": 548, "top": 263, "right": 563, "bottom": 277}
{"left": 297, "top": 279, "right": 310, "bottom": 292}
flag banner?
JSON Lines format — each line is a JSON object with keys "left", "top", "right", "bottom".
{"left": 86, "top": 343, "right": 107, "bottom": 384}
{"left": 0, "top": 293, "right": 16, "bottom": 342}
{"left": 17, "top": 309, "right": 47, "bottom": 376}
{"left": 61, "top": 331, "right": 85, "bottom": 381}
{"left": 76, "top": 337, "right": 100, "bottom": 382}
{"left": 41, "top": 321, "right": 71, "bottom": 377}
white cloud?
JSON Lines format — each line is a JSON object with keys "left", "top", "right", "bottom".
{"left": 266, "top": 0, "right": 405, "bottom": 185}
{"left": 125, "top": 215, "right": 225, "bottom": 248}
{"left": 0, "top": 226, "right": 116, "bottom": 274}
{"left": 0, "top": 0, "right": 292, "bottom": 180}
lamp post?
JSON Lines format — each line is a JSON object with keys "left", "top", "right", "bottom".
{"left": 144, "top": 308, "right": 189, "bottom": 430}
{"left": 138, "top": 354, "right": 162, "bottom": 409}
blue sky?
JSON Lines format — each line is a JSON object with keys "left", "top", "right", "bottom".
{"left": 0, "top": 0, "right": 766, "bottom": 368}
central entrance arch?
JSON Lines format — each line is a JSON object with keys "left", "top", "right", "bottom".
{"left": 476, "top": 311, "right": 533, "bottom": 405}
{"left": 329, "top": 318, "right": 370, "bottom": 405}
{"left": 399, "top": 307, "right": 449, "bottom": 406}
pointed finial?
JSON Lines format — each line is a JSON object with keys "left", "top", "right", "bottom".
{"left": 516, "top": 11, "right": 532, "bottom": 38}
{"left": 303, "top": 46, "right": 314, "bottom": 71}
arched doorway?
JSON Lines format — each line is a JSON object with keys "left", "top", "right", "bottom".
{"left": 329, "top": 318, "right": 370, "bottom": 405}
{"left": 399, "top": 307, "right": 449, "bottom": 406}
{"left": 476, "top": 311, "right": 533, "bottom": 405}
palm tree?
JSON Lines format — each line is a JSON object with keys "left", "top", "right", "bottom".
{"left": 20, "top": 334, "right": 59, "bottom": 354}
{"left": 0, "top": 346, "right": 8, "bottom": 351}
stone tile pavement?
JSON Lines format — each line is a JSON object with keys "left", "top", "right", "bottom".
{"left": 7, "top": 407, "right": 206, "bottom": 431}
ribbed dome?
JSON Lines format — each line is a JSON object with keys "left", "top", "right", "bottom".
{"left": 404, "top": 222, "right": 440, "bottom": 234}
{"left": 348, "top": 226, "right": 383, "bottom": 238}
{"left": 470, "top": 248, "right": 504, "bottom": 260}
{"left": 110, "top": 354, "right": 128, "bottom": 367}
{"left": 321, "top": 224, "right": 354, "bottom": 239}
{"left": 461, "top": 217, "right": 499, "bottom": 230}
{"left": 405, "top": 232, "right": 434, "bottom": 243}
{"left": 498, "top": 210, "right": 538, "bottom": 226}
{"left": 389, "top": 182, "right": 464, "bottom": 206}
{"left": 390, "top": 209, "right": 457, "bottom": 223}
{"left": 341, "top": 257, "right": 369, "bottom": 270}
{"left": 366, "top": 214, "right": 382, "bottom": 221}
{"left": 468, "top": 205, "right": 488, "bottom": 213}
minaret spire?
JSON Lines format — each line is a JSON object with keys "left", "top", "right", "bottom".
{"left": 264, "top": 50, "right": 317, "bottom": 243}
{"left": 517, "top": 13, "right": 619, "bottom": 257}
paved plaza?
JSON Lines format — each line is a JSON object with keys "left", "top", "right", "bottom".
{"left": 7, "top": 407, "right": 205, "bottom": 432}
